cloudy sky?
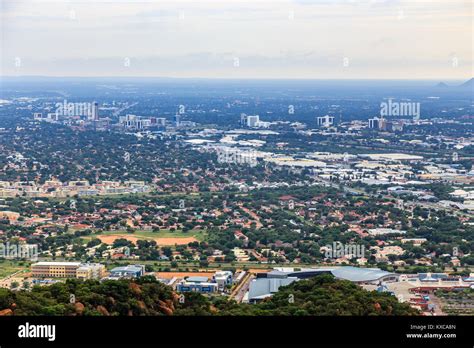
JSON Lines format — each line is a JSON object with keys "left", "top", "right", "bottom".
{"left": 0, "top": 0, "right": 472, "bottom": 79}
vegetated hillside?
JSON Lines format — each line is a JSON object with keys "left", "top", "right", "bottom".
{"left": 0, "top": 274, "right": 418, "bottom": 316}
{"left": 0, "top": 276, "right": 177, "bottom": 316}
{"left": 211, "top": 274, "right": 419, "bottom": 316}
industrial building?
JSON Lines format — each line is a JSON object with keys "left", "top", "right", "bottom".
{"left": 247, "top": 277, "right": 297, "bottom": 303}
{"left": 213, "top": 271, "right": 233, "bottom": 290}
{"left": 176, "top": 276, "right": 218, "bottom": 293}
{"left": 247, "top": 266, "right": 398, "bottom": 303}
{"left": 107, "top": 265, "right": 145, "bottom": 279}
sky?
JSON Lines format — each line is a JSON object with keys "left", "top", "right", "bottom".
{"left": 0, "top": 0, "right": 472, "bottom": 79}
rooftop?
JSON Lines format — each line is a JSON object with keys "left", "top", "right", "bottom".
{"left": 248, "top": 277, "right": 297, "bottom": 301}
{"left": 185, "top": 276, "right": 209, "bottom": 283}
{"left": 33, "top": 262, "right": 81, "bottom": 267}
{"left": 270, "top": 266, "right": 398, "bottom": 283}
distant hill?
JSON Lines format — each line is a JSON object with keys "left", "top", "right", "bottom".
{"left": 459, "top": 78, "right": 474, "bottom": 88}
{"left": 435, "top": 82, "right": 449, "bottom": 88}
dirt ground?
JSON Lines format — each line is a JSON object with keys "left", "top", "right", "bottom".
{"left": 153, "top": 237, "right": 198, "bottom": 245}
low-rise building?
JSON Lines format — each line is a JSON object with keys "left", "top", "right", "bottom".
{"left": 32, "top": 262, "right": 81, "bottom": 278}
{"left": 213, "top": 271, "right": 233, "bottom": 290}
{"left": 108, "top": 265, "right": 145, "bottom": 279}
{"left": 31, "top": 261, "right": 105, "bottom": 279}
{"left": 76, "top": 263, "right": 108, "bottom": 280}
{"left": 176, "top": 276, "right": 218, "bottom": 293}
{"left": 401, "top": 238, "right": 427, "bottom": 245}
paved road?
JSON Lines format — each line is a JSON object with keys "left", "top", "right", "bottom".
{"left": 230, "top": 272, "right": 254, "bottom": 303}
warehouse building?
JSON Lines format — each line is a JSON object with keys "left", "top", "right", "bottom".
{"left": 107, "top": 265, "right": 145, "bottom": 279}
{"left": 247, "top": 266, "right": 398, "bottom": 303}
{"left": 176, "top": 276, "right": 218, "bottom": 293}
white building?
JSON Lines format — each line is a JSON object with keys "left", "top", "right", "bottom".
{"left": 247, "top": 115, "right": 260, "bottom": 128}
{"left": 316, "top": 115, "right": 334, "bottom": 127}
{"left": 368, "top": 117, "right": 380, "bottom": 129}
{"left": 213, "top": 271, "right": 233, "bottom": 290}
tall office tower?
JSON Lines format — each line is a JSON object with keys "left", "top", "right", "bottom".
{"left": 378, "top": 117, "right": 388, "bottom": 131}
{"left": 174, "top": 114, "right": 181, "bottom": 127}
{"left": 316, "top": 115, "right": 334, "bottom": 127}
{"left": 91, "top": 102, "right": 99, "bottom": 120}
{"left": 240, "top": 113, "right": 248, "bottom": 126}
{"left": 368, "top": 117, "right": 379, "bottom": 129}
{"left": 246, "top": 115, "right": 260, "bottom": 127}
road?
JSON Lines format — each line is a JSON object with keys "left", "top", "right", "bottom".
{"left": 229, "top": 272, "right": 254, "bottom": 303}
{"left": 112, "top": 102, "right": 138, "bottom": 117}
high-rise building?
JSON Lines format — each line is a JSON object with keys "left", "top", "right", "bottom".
{"left": 91, "top": 101, "right": 99, "bottom": 120}
{"left": 246, "top": 115, "right": 259, "bottom": 127}
{"left": 378, "top": 117, "right": 388, "bottom": 131}
{"left": 240, "top": 113, "right": 248, "bottom": 126}
{"left": 174, "top": 114, "right": 181, "bottom": 127}
{"left": 316, "top": 115, "right": 334, "bottom": 127}
{"left": 368, "top": 117, "right": 380, "bottom": 129}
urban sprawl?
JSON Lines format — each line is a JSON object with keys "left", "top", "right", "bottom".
{"left": 0, "top": 84, "right": 473, "bottom": 316}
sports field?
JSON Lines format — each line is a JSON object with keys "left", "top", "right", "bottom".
{"left": 82, "top": 229, "right": 206, "bottom": 246}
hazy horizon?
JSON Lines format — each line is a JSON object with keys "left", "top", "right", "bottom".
{"left": 0, "top": 75, "right": 471, "bottom": 81}
{"left": 1, "top": 0, "right": 472, "bottom": 79}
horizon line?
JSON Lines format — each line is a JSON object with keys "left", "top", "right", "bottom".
{"left": 1, "top": 75, "right": 472, "bottom": 82}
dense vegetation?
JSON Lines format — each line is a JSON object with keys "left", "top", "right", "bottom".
{"left": 208, "top": 274, "right": 419, "bottom": 316}
{"left": 0, "top": 274, "right": 418, "bottom": 316}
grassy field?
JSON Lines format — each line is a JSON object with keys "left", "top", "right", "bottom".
{"left": 0, "top": 260, "right": 30, "bottom": 278}
{"left": 81, "top": 229, "right": 207, "bottom": 243}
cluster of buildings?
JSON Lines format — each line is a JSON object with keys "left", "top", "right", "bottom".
{"left": 119, "top": 114, "right": 167, "bottom": 129}
{"left": 32, "top": 104, "right": 201, "bottom": 132}
{"left": 118, "top": 114, "right": 199, "bottom": 130}
{"left": 240, "top": 114, "right": 272, "bottom": 128}
{"left": 192, "top": 127, "right": 473, "bottom": 196}
{"left": 32, "top": 101, "right": 109, "bottom": 130}
{"left": 246, "top": 266, "right": 399, "bottom": 303}
{"left": 367, "top": 116, "right": 404, "bottom": 132}
{"left": 23, "top": 259, "right": 474, "bottom": 315}
{"left": 246, "top": 267, "right": 474, "bottom": 311}
{"left": 314, "top": 114, "right": 405, "bottom": 132}
{"left": 0, "top": 179, "right": 150, "bottom": 198}
{"left": 30, "top": 261, "right": 145, "bottom": 280}
{"left": 29, "top": 261, "right": 236, "bottom": 295}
